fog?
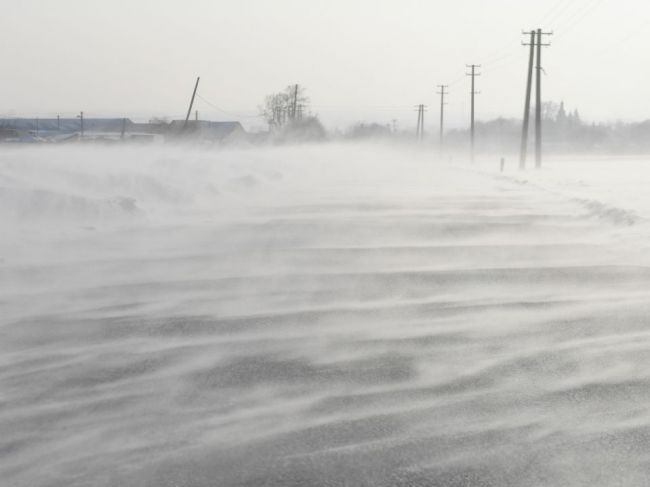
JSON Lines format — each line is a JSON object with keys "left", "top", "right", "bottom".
{"left": 3, "top": 143, "right": 650, "bottom": 486}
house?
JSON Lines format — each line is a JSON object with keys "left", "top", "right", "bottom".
{"left": 0, "top": 118, "right": 136, "bottom": 135}
{"left": 0, "top": 118, "right": 163, "bottom": 143}
{"left": 166, "top": 120, "right": 246, "bottom": 143}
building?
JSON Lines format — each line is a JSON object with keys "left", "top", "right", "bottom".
{"left": 166, "top": 120, "right": 246, "bottom": 143}
{"left": 0, "top": 118, "right": 160, "bottom": 143}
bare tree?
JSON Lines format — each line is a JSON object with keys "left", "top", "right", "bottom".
{"left": 260, "top": 85, "right": 310, "bottom": 129}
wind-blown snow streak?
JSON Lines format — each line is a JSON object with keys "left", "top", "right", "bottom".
{"left": 2, "top": 145, "right": 650, "bottom": 486}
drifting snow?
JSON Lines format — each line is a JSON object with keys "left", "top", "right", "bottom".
{"left": 2, "top": 145, "right": 650, "bottom": 486}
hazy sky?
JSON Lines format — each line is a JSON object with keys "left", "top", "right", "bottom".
{"left": 1, "top": 0, "right": 648, "bottom": 130}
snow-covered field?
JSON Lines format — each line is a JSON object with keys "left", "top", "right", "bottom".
{"left": 2, "top": 144, "right": 650, "bottom": 486}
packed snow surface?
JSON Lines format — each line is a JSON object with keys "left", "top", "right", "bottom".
{"left": 2, "top": 145, "right": 650, "bottom": 486}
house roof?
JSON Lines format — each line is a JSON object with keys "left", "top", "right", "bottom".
{"left": 0, "top": 118, "right": 135, "bottom": 133}
{"left": 168, "top": 120, "right": 245, "bottom": 139}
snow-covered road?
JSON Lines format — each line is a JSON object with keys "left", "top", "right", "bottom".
{"left": 2, "top": 144, "right": 650, "bottom": 486}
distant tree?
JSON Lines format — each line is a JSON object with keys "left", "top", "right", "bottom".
{"left": 259, "top": 85, "right": 309, "bottom": 129}
{"left": 281, "top": 116, "right": 327, "bottom": 142}
{"left": 346, "top": 122, "right": 392, "bottom": 139}
{"left": 570, "top": 109, "right": 582, "bottom": 126}
{"left": 556, "top": 101, "right": 567, "bottom": 124}
{"left": 260, "top": 92, "right": 288, "bottom": 128}
{"left": 541, "top": 101, "right": 560, "bottom": 121}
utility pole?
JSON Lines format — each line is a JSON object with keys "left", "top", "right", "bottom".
{"left": 79, "top": 111, "right": 84, "bottom": 138}
{"left": 414, "top": 105, "right": 426, "bottom": 140}
{"left": 466, "top": 64, "right": 481, "bottom": 163}
{"left": 195, "top": 110, "right": 198, "bottom": 121}
{"left": 292, "top": 84, "right": 299, "bottom": 121}
{"left": 520, "top": 29, "right": 551, "bottom": 169}
{"left": 57, "top": 115, "right": 60, "bottom": 131}
{"left": 420, "top": 105, "right": 426, "bottom": 140}
{"left": 437, "top": 85, "right": 448, "bottom": 147}
{"left": 520, "top": 30, "right": 535, "bottom": 170}
{"left": 121, "top": 118, "right": 126, "bottom": 139}
{"left": 184, "top": 76, "right": 200, "bottom": 129}
{"left": 535, "top": 29, "right": 552, "bottom": 168}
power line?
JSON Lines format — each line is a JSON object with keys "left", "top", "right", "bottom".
{"left": 590, "top": 16, "right": 650, "bottom": 57}
{"left": 196, "top": 93, "right": 262, "bottom": 119}
{"left": 538, "top": 0, "right": 572, "bottom": 25}
{"left": 552, "top": 0, "right": 606, "bottom": 39}
{"left": 448, "top": 73, "right": 467, "bottom": 87}
{"left": 544, "top": 0, "right": 582, "bottom": 27}
{"left": 478, "top": 1, "right": 572, "bottom": 68}
{"left": 481, "top": 51, "right": 527, "bottom": 77}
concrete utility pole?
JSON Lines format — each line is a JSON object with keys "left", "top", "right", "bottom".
{"left": 520, "top": 30, "right": 536, "bottom": 170}
{"left": 184, "top": 76, "right": 200, "bottom": 129}
{"left": 414, "top": 105, "right": 427, "bottom": 140}
{"left": 520, "top": 29, "right": 551, "bottom": 169}
{"left": 466, "top": 64, "right": 481, "bottom": 163}
{"left": 419, "top": 105, "right": 426, "bottom": 140}
{"left": 535, "top": 29, "right": 552, "bottom": 169}
{"left": 292, "top": 84, "right": 299, "bottom": 121}
{"left": 437, "top": 85, "right": 448, "bottom": 147}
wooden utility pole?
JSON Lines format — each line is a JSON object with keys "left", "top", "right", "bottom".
{"left": 184, "top": 77, "right": 200, "bottom": 129}
{"left": 520, "top": 31, "right": 535, "bottom": 170}
{"left": 466, "top": 64, "right": 481, "bottom": 163}
{"left": 437, "top": 85, "right": 448, "bottom": 147}
{"left": 535, "top": 29, "right": 552, "bottom": 168}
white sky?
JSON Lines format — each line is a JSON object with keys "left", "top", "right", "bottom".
{"left": 1, "top": 0, "right": 648, "bottom": 130}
